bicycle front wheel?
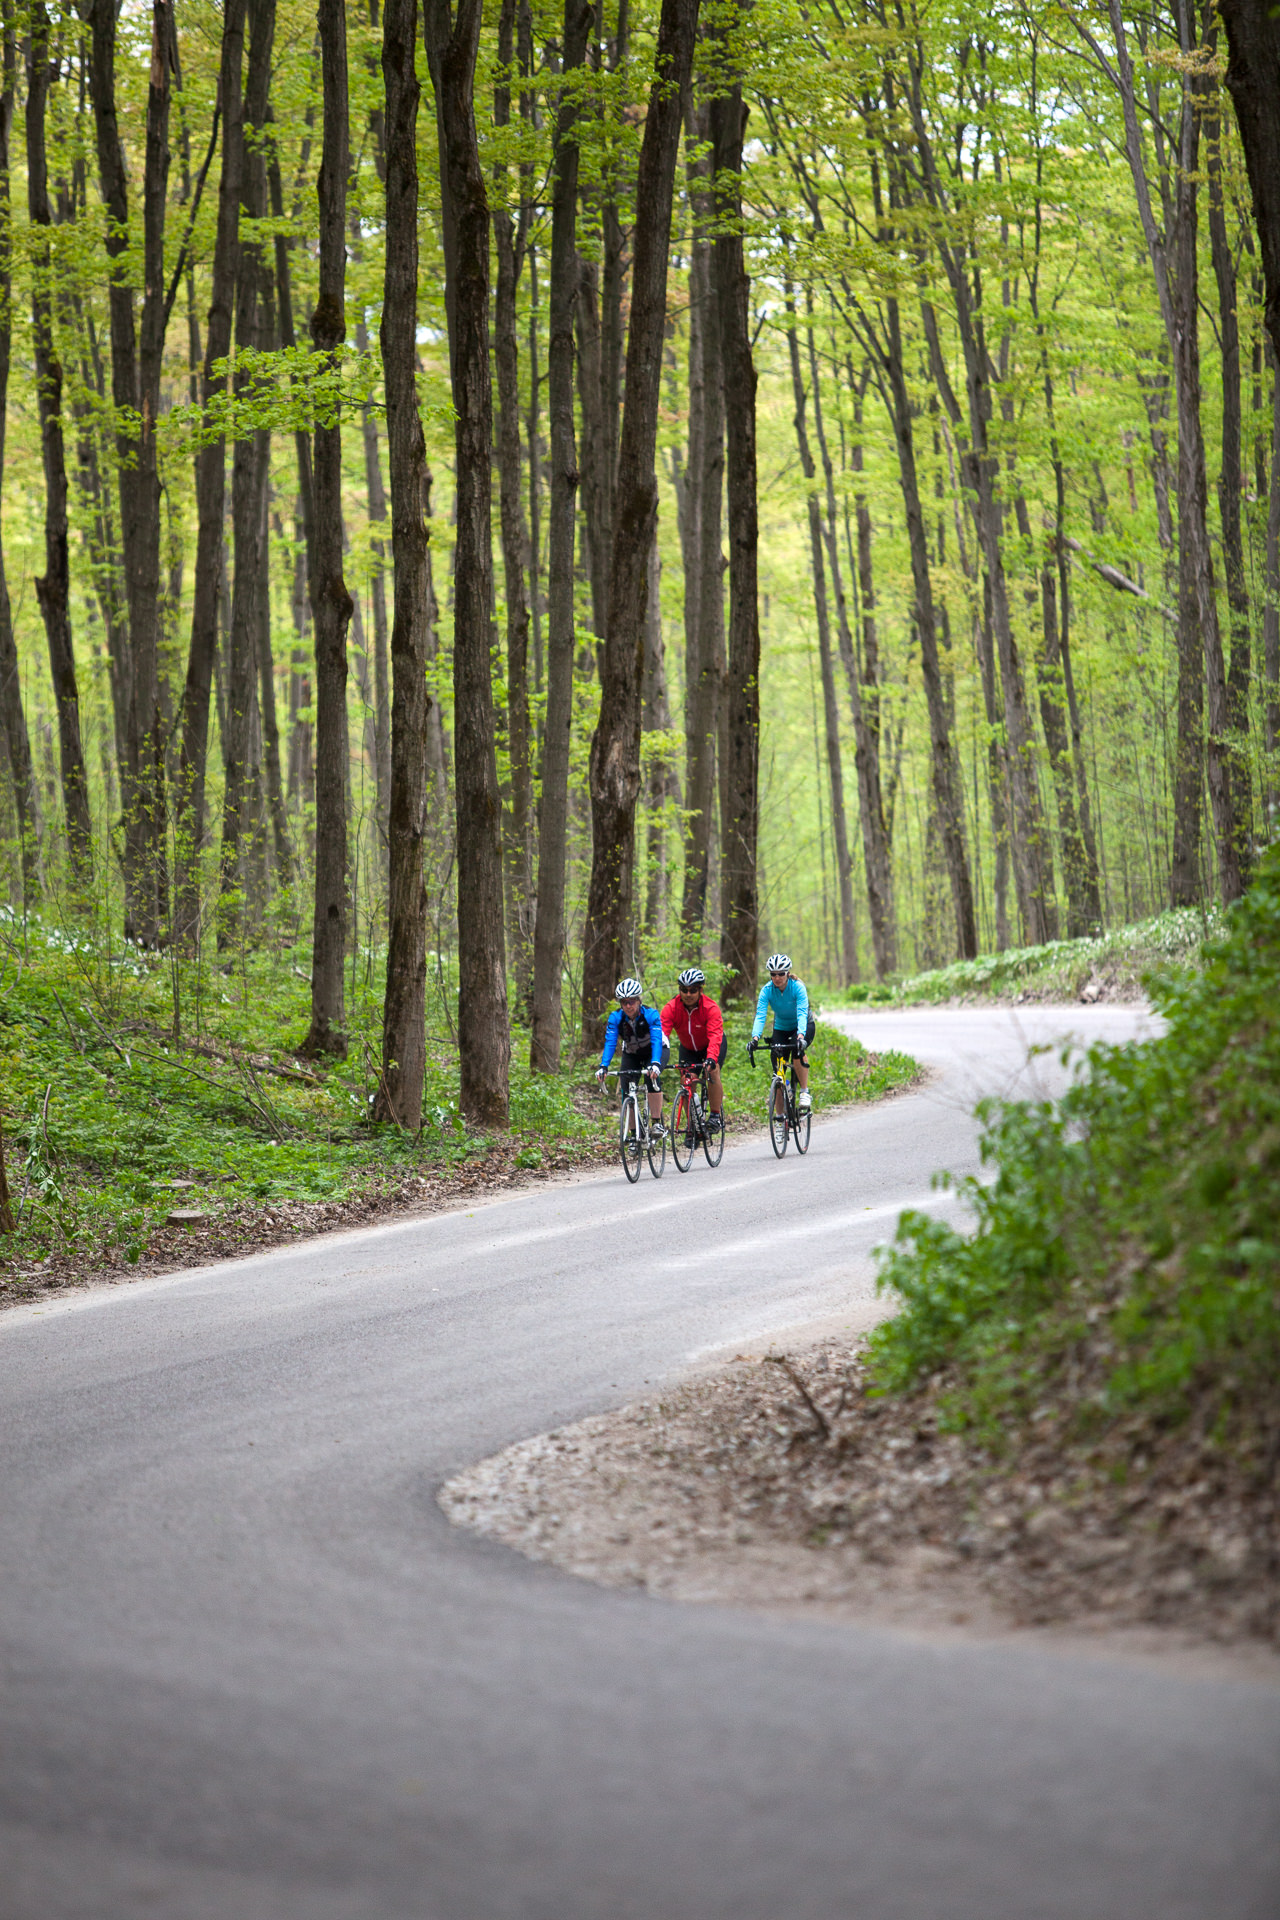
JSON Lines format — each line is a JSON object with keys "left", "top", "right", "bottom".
{"left": 671, "top": 1090, "right": 695, "bottom": 1172}
{"left": 768, "top": 1077, "right": 788, "bottom": 1157}
{"left": 793, "top": 1098, "right": 811, "bottom": 1154}
{"left": 646, "top": 1110, "right": 666, "bottom": 1178}
{"left": 702, "top": 1094, "right": 725, "bottom": 1168}
{"left": 619, "top": 1095, "right": 643, "bottom": 1182}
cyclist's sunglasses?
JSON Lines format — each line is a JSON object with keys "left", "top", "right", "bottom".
{"left": 678, "top": 985, "right": 701, "bottom": 997}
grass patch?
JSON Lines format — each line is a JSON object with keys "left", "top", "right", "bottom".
{"left": 830, "top": 906, "right": 1225, "bottom": 1007}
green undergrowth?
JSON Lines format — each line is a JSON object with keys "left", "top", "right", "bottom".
{"left": 0, "top": 921, "right": 596, "bottom": 1274}
{"left": 0, "top": 921, "right": 916, "bottom": 1277}
{"left": 866, "top": 848, "right": 1280, "bottom": 1451}
{"left": 831, "top": 905, "right": 1224, "bottom": 1007}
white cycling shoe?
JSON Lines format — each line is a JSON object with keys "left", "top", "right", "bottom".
{"left": 797, "top": 1090, "right": 812, "bottom": 1111}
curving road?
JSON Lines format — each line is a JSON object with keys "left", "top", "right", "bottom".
{"left": 1, "top": 1004, "right": 1276, "bottom": 1920}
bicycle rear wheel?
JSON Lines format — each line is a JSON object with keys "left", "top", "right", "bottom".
{"left": 671, "top": 1090, "right": 695, "bottom": 1172}
{"left": 619, "top": 1095, "right": 643, "bottom": 1182}
{"left": 646, "top": 1108, "right": 666, "bottom": 1178}
{"left": 793, "top": 1097, "right": 811, "bottom": 1154}
{"left": 768, "top": 1076, "right": 788, "bottom": 1157}
{"left": 701, "top": 1091, "right": 724, "bottom": 1168}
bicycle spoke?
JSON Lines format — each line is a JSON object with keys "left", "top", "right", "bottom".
{"left": 619, "top": 1095, "right": 643, "bottom": 1183}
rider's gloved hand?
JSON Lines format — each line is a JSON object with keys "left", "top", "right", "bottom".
{"left": 595, "top": 1066, "right": 607, "bottom": 1086}
{"left": 747, "top": 1040, "right": 757, "bottom": 1063}
{"left": 646, "top": 1063, "right": 661, "bottom": 1084}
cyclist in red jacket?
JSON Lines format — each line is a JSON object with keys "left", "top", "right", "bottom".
{"left": 660, "top": 968, "right": 726, "bottom": 1134}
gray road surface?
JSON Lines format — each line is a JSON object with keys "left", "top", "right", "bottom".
{"left": 1, "top": 1004, "right": 1276, "bottom": 1920}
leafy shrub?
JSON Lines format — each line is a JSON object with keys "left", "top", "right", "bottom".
{"left": 867, "top": 850, "right": 1280, "bottom": 1440}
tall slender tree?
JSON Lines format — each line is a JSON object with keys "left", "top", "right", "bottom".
{"left": 426, "top": 0, "right": 510, "bottom": 1120}
{"left": 581, "top": 0, "right": 700, "bottom": 1042}
{"left": 0, "top": 25, "right": 38, "bottom": 903}
{"left": 219, "top": 0, "right": 276, "bottom": 931}
{"left": 175, "top": 0, "right": 245, "bottom": 948}
{"left": 302, "top": 0, "right": 355, "bottom": 1056}
{"left": 88, "top": 0, "right": 175, "bottom": 942}
{"left": 375, "top": 0, "right": 432, "bottom": 1128}
{"left": 530, "top": 0, "right": 593, "bottom": 1073}
{"left": 711, "top": 54, "right": 761, "bottom": 1002}
{"left": 28, "top": 2, "right": 92, "bottom": 888}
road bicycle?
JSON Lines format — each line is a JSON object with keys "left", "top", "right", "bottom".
{"left": 604, "top": 1068, "right": 667, "bottom": 1182}
{"left": 670, "top": 1055, "right": 725, "bottom": 1172}
{"left": 750, "top": 1036, "right": 811, "bottom": 1158}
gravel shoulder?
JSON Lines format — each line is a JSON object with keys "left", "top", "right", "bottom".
{"left": 441, "top": 1332, "right": 1280, "bottom": 1686}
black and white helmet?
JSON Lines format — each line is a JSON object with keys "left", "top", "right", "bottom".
{"left": 677, "top": 967, "right": 705, "bottom": 989}
{"left": 765, "top": 952, "right": 792, "bottom": 975}
{"left": 615, "top": 977, "right": 643, "bottom": 1001}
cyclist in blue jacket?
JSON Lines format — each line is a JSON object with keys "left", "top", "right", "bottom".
{"left": 597, "top": 978, "right": 667, "bottom": 1135}
{"left": 748, "top": 953, "right": 814, "bottom": 1109}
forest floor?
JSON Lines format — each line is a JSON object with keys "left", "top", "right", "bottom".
{"left": 440, "top": 1331, "right": 1280, "bottom": 1682}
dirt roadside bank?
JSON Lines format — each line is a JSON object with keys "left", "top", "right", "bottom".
{"left": 440, "top": 1332, "right": 1280, "bottom": 1685}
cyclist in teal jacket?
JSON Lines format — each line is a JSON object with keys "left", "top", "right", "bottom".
{"left": 748, "top": 953, "right": 814, "bottom": 1109}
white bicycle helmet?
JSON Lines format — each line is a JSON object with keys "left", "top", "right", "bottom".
{"left": 765, "top": 952, "right": 792, "bottom": 974}
{"left": 677, "top": 967, "right": 705, "bottom": 988}
{"left": 615, "top": 977, "right": 643, "bottom": 1001}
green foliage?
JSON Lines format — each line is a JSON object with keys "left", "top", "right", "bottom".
{"left": 0, "top": 918, "right": 590, "bottom": 1274}
{"left": 866, "top": 850, "right": 1280, "bottom": 1440}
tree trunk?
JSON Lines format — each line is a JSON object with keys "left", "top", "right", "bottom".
{"left": 581, "top": 0, "right": 699, "bottom": 1046}
{"left": 529, "top": 0, "right": 592, "bottom": 1073}
{"left": 883, "top": 298, "right": 977, "bottom": 958}
{"left": 675, "top": 88, "right": 704, "bottom": 941}
{"left": 785, "top": 300, "right": 855, "bottom": 985}
{"left": 375, "top": 0, "right": 431, "bottom": 1128}
{"left": 1100, "top": 0, "right": 1242, "bottom": 904}
{"left": 0, "top": 30, "right": 38, "bottom": 905}
{"left": 576, "top": 252, "right": 609, "bottom": 647}
{"left": 1264, "top": 354, "right": 1280, "bottom": 819}
{"left": 1170, "top": 57, "right": 1243, "bottom": 904}
{"left": 712, "top": 78, "right": 760, "bottom": 1002}
{"left": 256, "top": 506, "right": 291, "bottom": 884}
{"left": 89, "top": 0, "right": 173, "bottom": 943}
{"left": 680, "top": 103, "right": 723, "bottom": 952}
{"left": 174, "top": 0, "right": 244, "bottom": 947}
{"left": 302, "top": 0, "right": 354, "bottom": 1058}
{"left": 494, "top": 0, "right": 535, "bottom": 1022}
{"left": 952, "top": 321, "right": 1057, "bottom": 944}
{"left": 27, "top": 4, "right": 92, "bottom": 889}
{"left": 285, "top": 509, "right": 315, "bottom": 829}
{"left": 1219, "top": 0, "right": 1280, "bottom": 365}
{"left": 1206, "top": 79, "right": 1253, "bottom": 865}
{"left": 357, "top": 316, "right": 392, "bottom": 864}
{"left": 845, "top": 385, "right": 897, "bottom": 975}
{"left": 804, "top": 315, "right": 892, "bottom": 981}
{"left": 219, "top": 0, "right": 276, "bottom": 936}
{"left": 975, "top": 577, "right": 1012, "bottom": 950}
{"left": 642, "top": 535, "right": 677, "bottom": 936}
{"left": 1010, "top": 490, "right": 1094, "bottom": 937}
{"left": 425, "top": 0, "right": 510, "bottom": 1121}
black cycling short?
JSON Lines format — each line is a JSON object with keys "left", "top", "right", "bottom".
{"left": 765, "top": 1014, "right": 816, "bottom": 1057}
{"left": 618, "top": 1042, "right": 669, "bottom": 1097}
{"left": 679, "top": 1036, "right": 728, "bottom": 1071}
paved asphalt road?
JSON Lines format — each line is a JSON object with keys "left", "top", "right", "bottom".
{"left": 2, "top": 1005, "right": 1277, "bottom": 1920}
